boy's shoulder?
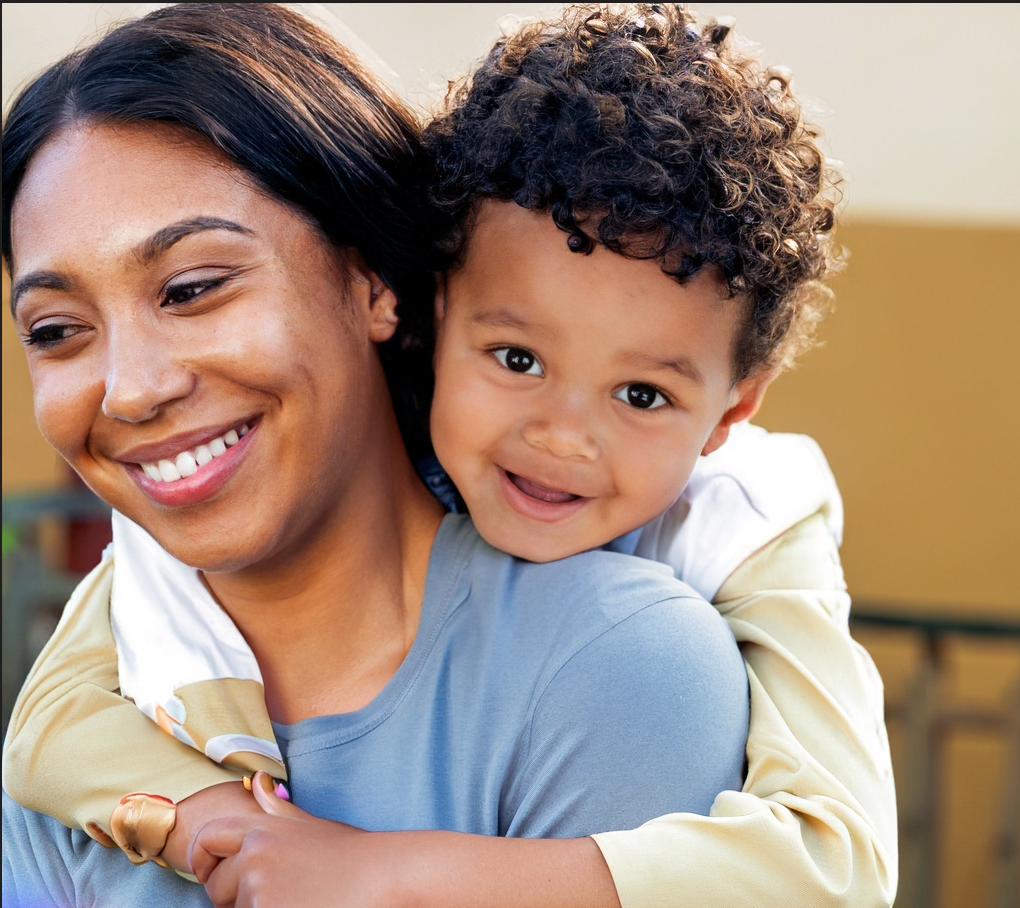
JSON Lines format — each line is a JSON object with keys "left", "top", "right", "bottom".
{"left": 617, "top": 422, "right": 844, "bottom": 600}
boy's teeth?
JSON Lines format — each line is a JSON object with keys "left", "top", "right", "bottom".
{"left": 141, "top": 423, "right": 249, "bottom": 483}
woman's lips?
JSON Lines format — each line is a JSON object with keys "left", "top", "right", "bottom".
{"left": 138, "top": 422, "right": 251, "bottom": 483}
{"left": 127, "top": 420, "right": 258, "bottom": 507}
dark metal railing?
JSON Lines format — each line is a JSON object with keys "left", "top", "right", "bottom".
{"left": 851, "top": 606, "right": 1020, "bottom": 908}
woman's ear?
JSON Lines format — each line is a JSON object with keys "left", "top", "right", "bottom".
{"left": 701, "top": 371, "right": 775, "bottom": 456}
{"left": 346, "top": 257, "right": 399, "bottom": 343}
{"left": 366, "top": 277, "right": 400, "bottom": 343}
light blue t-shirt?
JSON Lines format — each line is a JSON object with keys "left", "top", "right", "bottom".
{"left": 3, "top": 514, "right": 748, "bottom": 907}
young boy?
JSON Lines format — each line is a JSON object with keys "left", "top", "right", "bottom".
{"left": 3, "top": 4, "right": 897, "bottom": 906}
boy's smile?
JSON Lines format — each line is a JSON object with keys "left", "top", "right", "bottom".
{"left": 431, "top": 201, "right": 772, "bottom": 563}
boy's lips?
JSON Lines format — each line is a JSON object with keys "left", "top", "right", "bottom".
{"left": 497, "top": 467, "right": 591, "bottom": 524}
{"left": 506, "top": 472, "right": 581, "bottom": 504}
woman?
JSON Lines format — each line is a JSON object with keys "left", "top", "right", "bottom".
{"left": 2, "top": 5, "right": 750, "bottom": 907}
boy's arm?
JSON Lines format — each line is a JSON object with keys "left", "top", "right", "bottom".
{"left": 2, "top": 556, "right": 239, "bottom": 844}
{"left": 592, "top": 509, "right": 898, "bottom": 908}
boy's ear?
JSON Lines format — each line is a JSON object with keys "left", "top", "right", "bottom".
{"left": 701, "top": 371, "right": 776, "bottom": 456}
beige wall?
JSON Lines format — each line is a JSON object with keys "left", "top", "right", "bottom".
{"left": 756, "top": 219, "right": 1020, "bottom": 618}
{"left": 2, "top": 270, "right": 64, "bottom": 493}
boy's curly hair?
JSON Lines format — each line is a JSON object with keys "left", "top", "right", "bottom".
{"left": 424, "top": 3, "right": 845, "bottom": 379}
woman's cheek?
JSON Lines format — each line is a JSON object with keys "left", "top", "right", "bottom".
{"left": 30, "top": 364, "right": 102, "bottom": 462}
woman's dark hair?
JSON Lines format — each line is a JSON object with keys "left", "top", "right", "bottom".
{"left": 2, "top": 2, "right": 435, "bottom": 455}
{"left": 425, "top": 2, "right": 846, "bottom": 379}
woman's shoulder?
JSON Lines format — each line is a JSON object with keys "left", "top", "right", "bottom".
{"left": 442, "top": 514, "right": 737, "bottom": 670}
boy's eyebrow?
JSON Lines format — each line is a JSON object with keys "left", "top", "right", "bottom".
{"left": 11, "top": 217, "right": 254, "bottom": 316}
{"left": 465, "top": 308, "right": 534, "bottom": 330}
{"left": 623, "top": 351, "right": 705, "bottom": 386}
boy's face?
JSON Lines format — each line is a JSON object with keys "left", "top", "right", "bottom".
{"left": 432, "top": 201, "right": 770, "bottom": 563}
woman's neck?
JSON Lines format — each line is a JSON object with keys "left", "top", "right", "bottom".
{"left": 202, "top": 419, "right": 446, "bottom": 724}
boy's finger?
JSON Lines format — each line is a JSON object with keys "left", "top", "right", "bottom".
{"left": 188, "top": 821, "right": 245, "bottom": 884}
{"left": 202, "top": 854, "right": 241, "bottom": 908}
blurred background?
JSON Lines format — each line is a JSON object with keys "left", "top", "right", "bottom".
{"left": 3, "top": 4, "right": 1018, "bottom": 907}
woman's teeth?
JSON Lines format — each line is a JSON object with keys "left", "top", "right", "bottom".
{"left": 140, "top": 423, "right": 249, "bottom": 483}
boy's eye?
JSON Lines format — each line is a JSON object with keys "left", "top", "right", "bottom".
{"left": 614, "top": 383, "right": 669, "bottom": 410}
{"left": 493, "top": 346, "right": 544, "bottom": 376}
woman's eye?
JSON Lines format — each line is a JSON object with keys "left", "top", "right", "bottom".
{"left": 161, "top": 276, "right": 227, "bottom": 307}
{"left": 493, "top": 346, "right": 543, "bottom": 376}
{"left": 614, "top": 383, "right": 669, "bottom": 410}
{"left": 23, "top": 323, "right": 88, "bottom": 348}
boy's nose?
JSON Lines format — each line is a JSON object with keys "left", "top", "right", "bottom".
{"left": 521, "top": 395, "right": 601, "bottom": 462}
{"left": 101, "top": 326, "right": 195, "bottom": 423}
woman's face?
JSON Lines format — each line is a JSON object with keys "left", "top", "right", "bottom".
{"left": 10, "top": 122, "right": 398, "bottom": 573}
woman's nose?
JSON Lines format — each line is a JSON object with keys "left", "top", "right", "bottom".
{"left": 101, "top": 325, "right": 194, "bottom": 423}
{"left": 520, "top": 391, "right": 601, "bottom": 461}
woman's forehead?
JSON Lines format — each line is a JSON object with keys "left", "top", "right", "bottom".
{"left": 12, "top": 124, "right": 264, "bottom": 264}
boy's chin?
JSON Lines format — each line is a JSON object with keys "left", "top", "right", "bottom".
{"left": 474, "top": 521, "right": 608, "bottom": 564}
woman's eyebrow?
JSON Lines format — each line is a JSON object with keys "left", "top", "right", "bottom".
{"left": 11, "top": 217, "right": 255, "bottom": 315}
{"left": 10, "top": 272, "right": 70, "bottom": 315}
{"left": 134, "top": 216, "right": 255, "bottom": 264}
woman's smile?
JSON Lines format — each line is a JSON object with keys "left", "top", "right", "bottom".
{"left": 124, "top": 419, "right": 257, "bottom": 507}
{"left": 11, "top": 121, "right": 402, "bottom": 573}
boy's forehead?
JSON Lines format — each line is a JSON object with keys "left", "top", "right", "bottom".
{"left": 447, "top": 200, "right": 745, "bottom": 382}
{"left": 463, "top": 200, "right": 729, "bottom": 286}
{"left": 457, "top": 200, "right": 735, "bottom": 312}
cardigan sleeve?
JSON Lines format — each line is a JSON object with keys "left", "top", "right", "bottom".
{"left": 592, "top": 509, "right": 898, "bottom": 908}
{"left": 2, "top": 557, "right": 238, "bottom": 842}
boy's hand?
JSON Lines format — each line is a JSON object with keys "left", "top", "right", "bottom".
{"left": 190, "top": 771, "right": 397, "bottom": 908}
{"left": 190, "top": 772, "right": 620, "bottom": 908}
{"left": 159, "top": 780, "right": 264, "bottom": 874}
